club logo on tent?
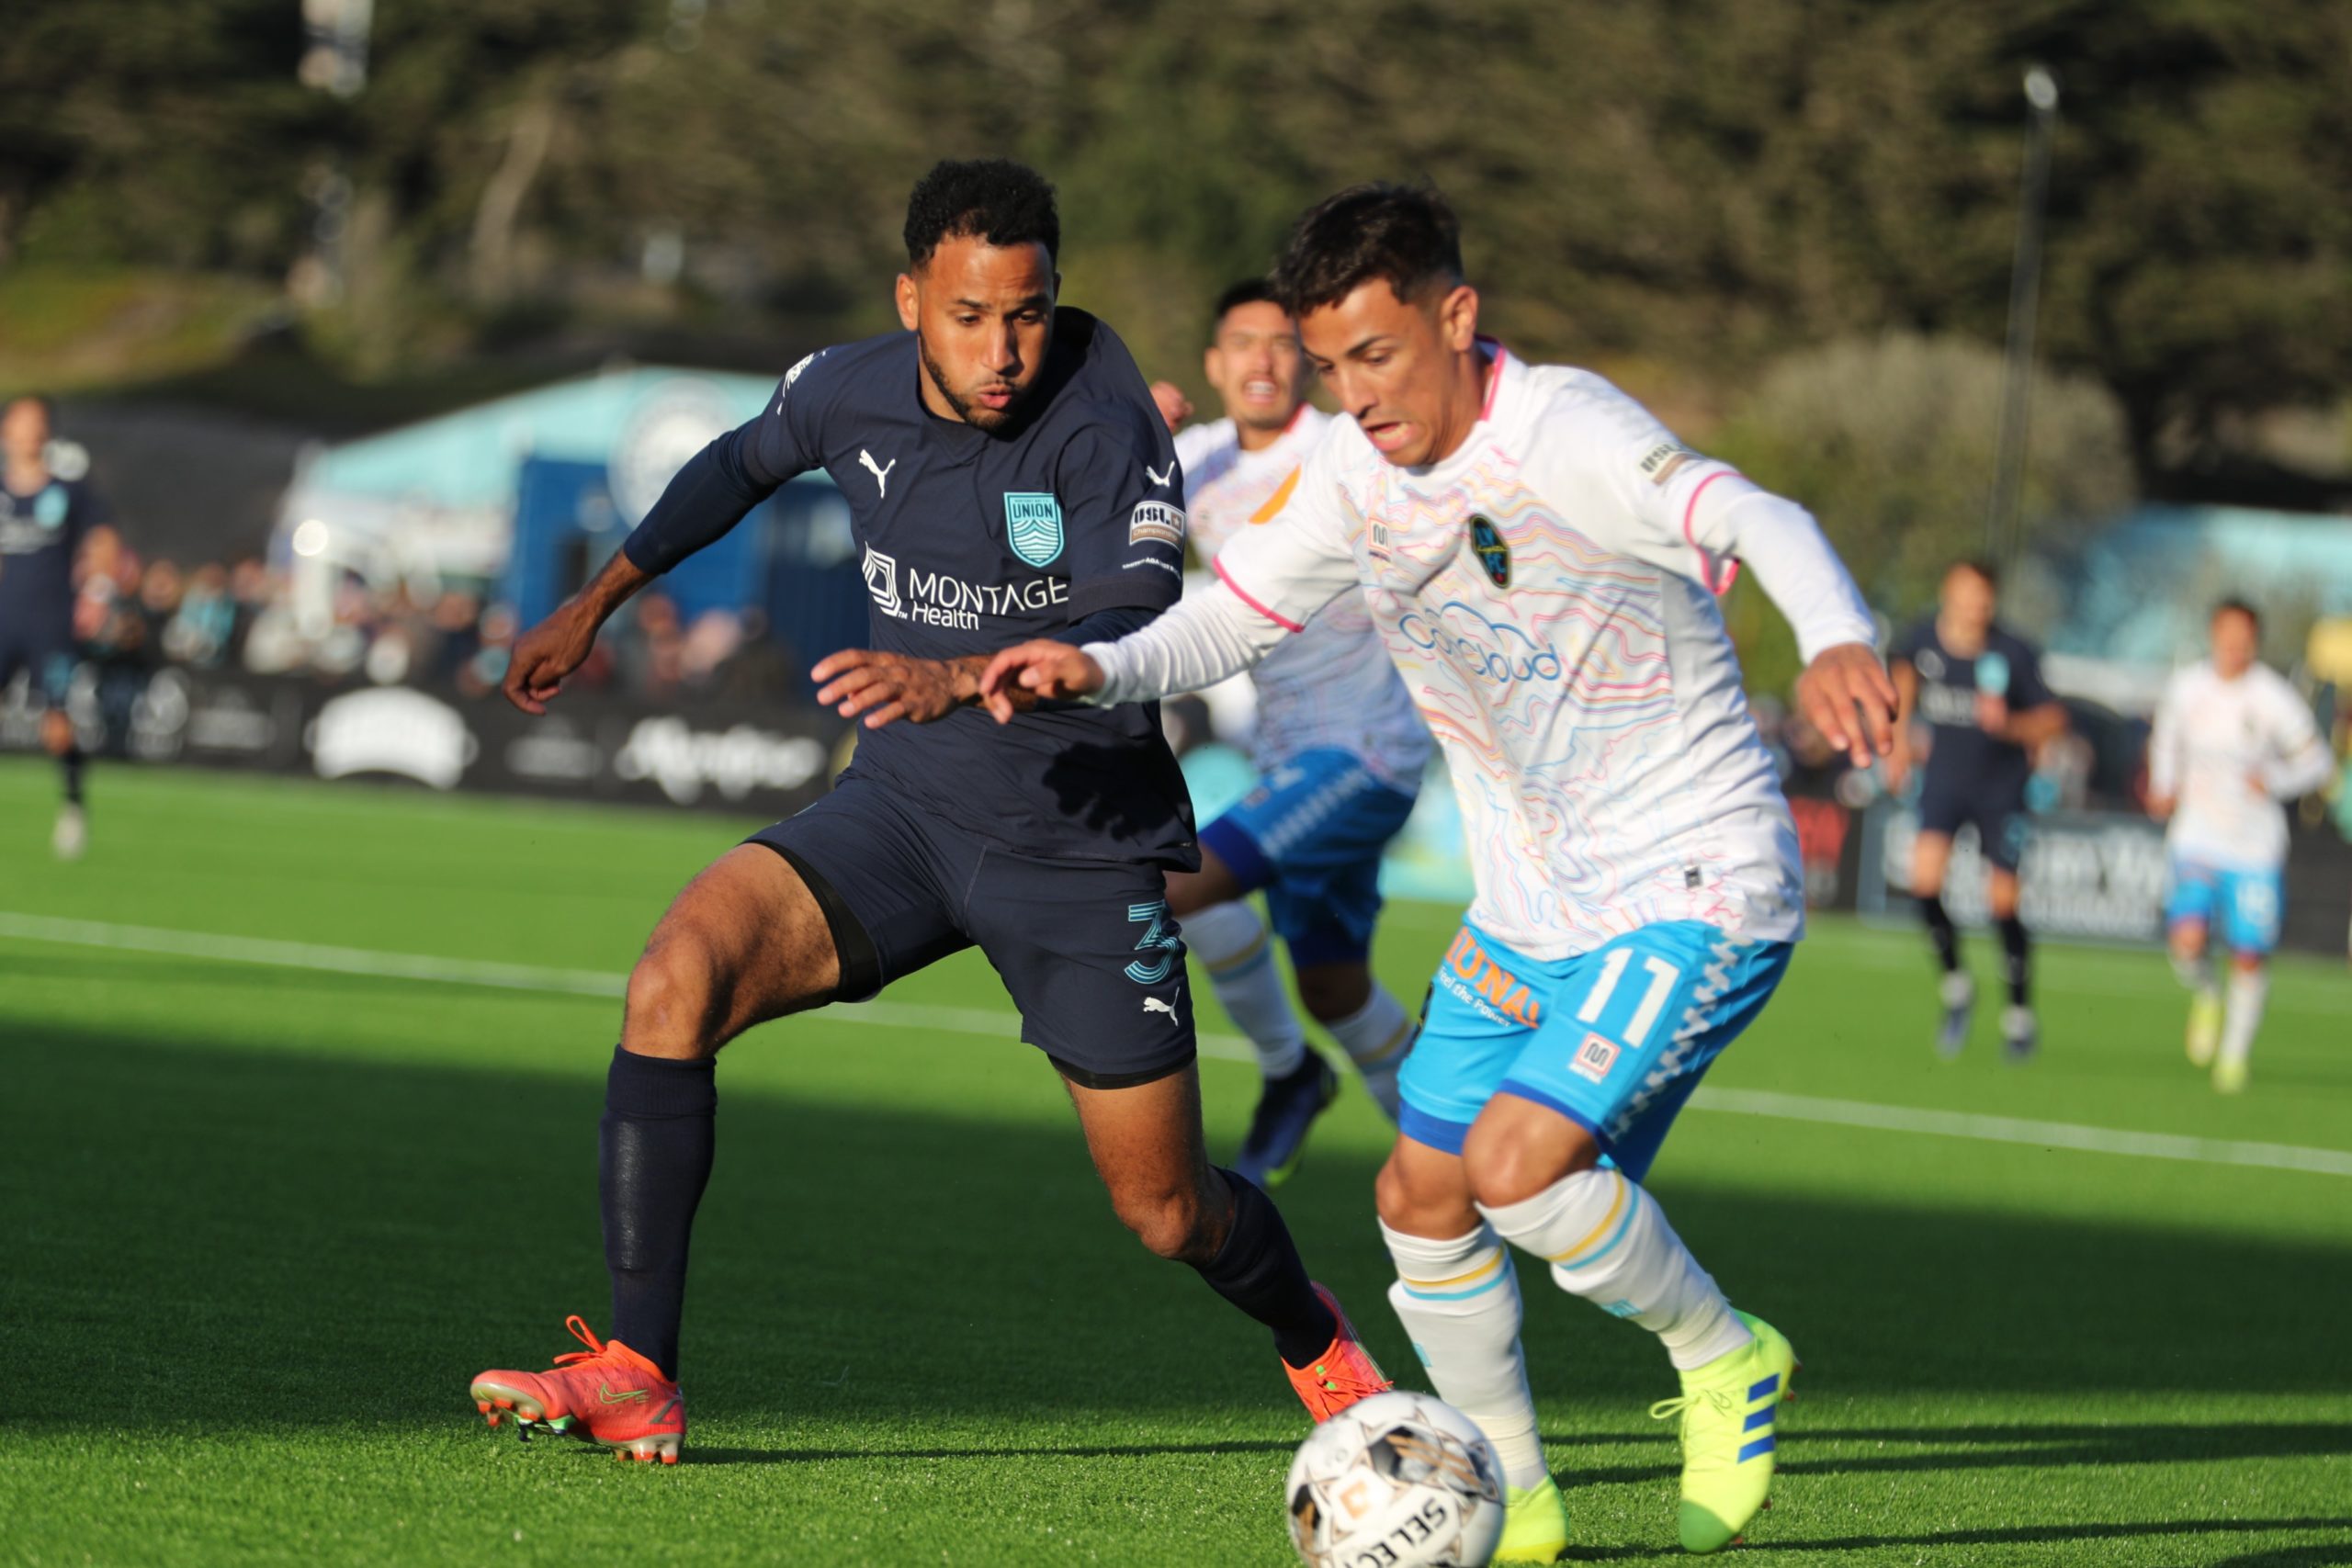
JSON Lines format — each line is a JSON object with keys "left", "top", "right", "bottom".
{"left": 1469, "top": 514, "right": 1510, "bottom": 588}
{"left": 1003, "top": 492, "right": 1065, "bottom": 569}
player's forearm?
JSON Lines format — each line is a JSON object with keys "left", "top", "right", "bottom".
{"left": 1084, "top": 578, "right": 1287, "bottom": 705}
{"left": 620, "top": 426, "right": 780, "bottom": 578}
{"left": 572, "top": 547, "right": 655, "bottom": 625}
{"left": 1717, "top": 492, "right": 1876, "bottom": 662}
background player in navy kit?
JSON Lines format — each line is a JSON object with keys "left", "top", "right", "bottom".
{"left": 468, "top": 161, "right": 1387, "bottom": 1463}
{"left": 0, "top": 395, "right": 102, "bottom": 860}
{"left": 1886, "top": 559, "right": 2069, "bottom": 1059}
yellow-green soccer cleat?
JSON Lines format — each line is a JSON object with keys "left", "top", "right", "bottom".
{"left": 2212, "top": 1055, "right": 2249, "bottom": 1095}
{"left": 2186, "top": 991, "right": 2223, "bottom": 1067}
{"left": 1494, "top": 1476, "right": 1570, "bottom": 1562}
{"left": 1650, "top": 1311, "right": 1797, "bottom": 1553}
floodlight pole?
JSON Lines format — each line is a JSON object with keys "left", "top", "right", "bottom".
{"left": 1986, "top": 64, "right": 2059, "bottom": 563}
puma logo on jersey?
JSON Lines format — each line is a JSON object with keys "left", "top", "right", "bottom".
{"left": 859, "top": 449, "right": 898, "bottom": 497}
{"left": 1142, "top": 995, "right": 1179, "bottom": 1019}
{"left": 1146, "top": 460, "right": 1175, "bottom": 488}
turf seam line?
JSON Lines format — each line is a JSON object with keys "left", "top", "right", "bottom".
{"left": 4, "top": 908, "right": 2346, "bottom": 1179}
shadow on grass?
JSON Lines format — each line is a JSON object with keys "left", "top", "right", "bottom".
{"left": 9, "top": 1014, "right": 2351, "bottom": 1450}
{"left": 1553, "top": 1518, "right": 2352, "bottom": 1562}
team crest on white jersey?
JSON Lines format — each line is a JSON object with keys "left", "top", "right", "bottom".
{"left": 1468, "top": 514, "right": 1511, "bottom": 588}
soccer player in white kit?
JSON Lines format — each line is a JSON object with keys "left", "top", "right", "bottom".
{"left": 2147, "top": 599, "right": 2333, "bottom": 1094}
{"left": 1158, "top": 280, "right": 1435, "bottom": 1188}
{"left": 982, "top": 185, "right": 1896, "bottom": 1558}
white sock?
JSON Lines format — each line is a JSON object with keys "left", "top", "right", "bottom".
{"left": 1482, "top": 1168, "right": 1749, "bottom": 1371}
{"left": 1183, "top": 900, "right": 1307, "bottom": 1077}
{"left": 2221, "top": 965, "right": 2267, "bottom": 1066}
{"left": 1323, "top": 986, "right": 1413, "bottom": 1122}
{"left": 1380, "top": 1221, "right": 1547, "bottom": 1490}
{"left": 2171, "top": 950, "right": 2218, "bottom": 998}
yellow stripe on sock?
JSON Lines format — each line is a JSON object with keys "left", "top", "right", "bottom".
{"left": 1401, "top": 1251, "right": 1506, "bottom": 1292}
{"left": 1202, "top": 931, "right": 1269, "bottom": 976}
{"left": 1352, "top": 1018, "right": 1416, "bottom": 1066}
{"left": 1547, "top": 1173, "right": 1629, "bottom": 1265}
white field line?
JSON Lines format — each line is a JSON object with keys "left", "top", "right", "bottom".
{"left": 3, "top": 909, "right": 2346, "bottom": 1179}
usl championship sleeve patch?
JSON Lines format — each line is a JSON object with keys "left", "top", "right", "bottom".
{"left": 1128, "top": 501, "right": 1186, "bottom": 547}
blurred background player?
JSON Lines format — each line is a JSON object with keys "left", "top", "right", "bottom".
{"left": 985, "top": 183, "right": 1899, "bottom": 1559}
{"left": 2146, "top": 600, "right": 2333, "bottom": 1094}
{"left": 0, "top": 395, "right": 102, "bottom": 859}
{"left": 1886, "top": 559, "right": 2068, "bottom": 1060}
{"left": 1153, "top": 280, "right": 1433, "bottom": 1188}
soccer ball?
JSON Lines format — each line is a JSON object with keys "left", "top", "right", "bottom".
{"left": 1285, "top": 1391, "right": 1506, "bottom": 1568}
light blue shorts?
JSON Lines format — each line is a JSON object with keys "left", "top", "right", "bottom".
{"left": 1398, "top": 919, "right": 1792, "bottom": 1182}
{"left": 1197, "top": 747, "right": 1419, "bottom": 968}
{"left": 2165, "top": 857, "right": 2283, "bottom": 956}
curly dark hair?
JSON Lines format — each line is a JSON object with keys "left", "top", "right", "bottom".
{"left": 903, "top": 159, "right": 1060, "bottom": 270}
{"left": 1271, "top": 182, "right": 1463, "bottom": 317}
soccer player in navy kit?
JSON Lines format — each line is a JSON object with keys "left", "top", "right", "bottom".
{"left": 0, "top": 396, "right": 100, "bottom": 859}
{"left": 469, "top": 162, "right": 1387, "bottom": 1462}
{"left": 1886, "top": 559, "right": 2069, "bottom": 1059}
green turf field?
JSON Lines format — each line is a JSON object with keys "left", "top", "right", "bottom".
{"left": 3, "top": 759, "right": 2347, "bottom": 1567}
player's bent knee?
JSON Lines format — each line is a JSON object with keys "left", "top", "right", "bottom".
{"left": 1374, "top": 1150, "right": 1473, "bottom": 1236}
{"left": 1114, "top": 1185, "right": 1216, "bottom": 1263}
{"left": 1461, "top": 1116, "right": 1596, "bottom": 1211}
{"left": 1297, "top": 964, "right": 1372, "bottom": 1024}
{"left": 622, "top": 938, "right": 726, "bottom": 1059}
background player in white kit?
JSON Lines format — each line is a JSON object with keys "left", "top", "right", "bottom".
{"left": 2147, "top": 600, "right": 2333, "bottom": 1094}
{"left": 1155, "top": 280, "right": 1435, "bottom": 1188}
{"left": 983, "top": 185, "right": 1896, "bottom": 1558}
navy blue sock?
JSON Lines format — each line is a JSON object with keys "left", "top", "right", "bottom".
{"left": 601, "top": 1045, "right": 716, "bottom": 1381}
{"left": 1920, "top": 893, "right": 1961, "bottom": 974}
{"left": 1996, "top": 914, "right": 2032, "bottom": 1007}
{"left": 1194, "top": 1169, "right": 1338, "bottom": 1367}
{"left": 61, "top": 745, "right": 83, "bottom": 807}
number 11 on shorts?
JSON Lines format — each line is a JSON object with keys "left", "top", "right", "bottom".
{"left": 1575, "top": 947, "right": 1682, "bottom": 1048}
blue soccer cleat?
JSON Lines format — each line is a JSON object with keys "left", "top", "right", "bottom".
{"left": 1233, "top": 1054, "right": 1339, "bottom": 1189}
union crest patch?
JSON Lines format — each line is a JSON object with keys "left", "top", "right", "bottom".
{"left": 1003, "top": 492, "right": 1065, "bottom": 569}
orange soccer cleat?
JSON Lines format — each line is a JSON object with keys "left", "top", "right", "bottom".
{"left": 1286, "top": 1282, "right": 1393, "bottom": 1422}
{"left": 469, "top": 1315, "right": 685, "bottom": 1464}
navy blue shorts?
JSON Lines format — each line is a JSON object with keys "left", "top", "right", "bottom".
{"left": 1917, "top": 773, "right": 2030, "bottom": 873}
{"left": 751, "top": 773, "right": 1195, "bottom": 1088}
{"left": 0, "top": 637, "right": 74, "bottom": 708}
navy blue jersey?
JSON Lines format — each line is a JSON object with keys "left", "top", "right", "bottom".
{"left": 1892, "top": 618, "right": 2054, "bottom": 794}
{"left": 0, "top": 474, "right": 100, "bottom": 645}
{"left": 623, "top": 308, "right": 1195, "bottom": 866}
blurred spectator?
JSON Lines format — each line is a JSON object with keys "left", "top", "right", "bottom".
{"left": 164, "top": 563, "right": 237, "bottom": 668}
{"left": 458, "top": 603, "right": 518, "bottom": 699}
{"left": 615, "top": 591, "right": 686, "bottom": 698}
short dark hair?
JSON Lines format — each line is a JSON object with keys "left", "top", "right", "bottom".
{"left": 903, "top": 159, "right": 1059, "bottom": 270}
{"left": 1209, "top": 277, "right": 1282, "bottom": 339}
{"left": 1272, "top": 182, "right": 1464, "bottom": 317}
{"left": 1947, "top": 557, "right": 2001, "bottom": 591}
{"left": 2213, "top": 596, "right": 2260, "bottom": 632}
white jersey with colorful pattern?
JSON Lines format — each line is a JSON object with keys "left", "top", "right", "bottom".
{"left": 1173, "top": 410, "right": 1431, "bottom": 792}
{"left": 2150, "top": 660, "right": 2332, "bottom": 872}
{"left": 1204, "top": 348, "right": 1875, "bottom": 961}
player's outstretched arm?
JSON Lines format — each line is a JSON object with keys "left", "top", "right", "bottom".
{"left": 978, "top": 642, "right": 1104, "bottom": 721}
{"left": 503, "top": 548, "right": 653, "bottom": 714}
